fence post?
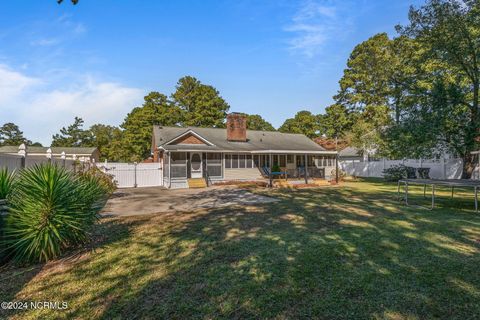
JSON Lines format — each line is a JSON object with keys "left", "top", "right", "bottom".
{"left": 72, "top": 154, "right": 77, "bottom": 173}
{"left": 382, "top": 158, "right": 386, "bottom": 177}
{"left": 134, "top": 162, "right": 138, "bottom": 188}
{"left": 46, "top": 148, "right": 52, "bottom": 164}
{"left": 442, "top": 157, "right": 446, "bottom": 179}
{"left": 18, "top": 143, "right": 27, "bottom": 168}
{"left": 61, "top": 151, "right": 66, "bottom": 168}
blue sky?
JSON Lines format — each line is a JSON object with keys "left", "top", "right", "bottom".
{"left": 0, "top": 0, "right": 423, "bottom": 145}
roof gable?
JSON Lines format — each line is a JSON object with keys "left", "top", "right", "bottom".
{"left": 164, "top": 130, "right": 214, "bottom": 146}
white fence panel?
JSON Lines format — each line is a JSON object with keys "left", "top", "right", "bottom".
{"left": 340, "top": 158, "right": 465, "bottom": 179}
{"left": 0, "top": 154, "right": 23, "bottom": 172}
{"left": 136, "top": 163, "right": 163, "bottom": 187}
{"left": 103, "top": 162, "right": 163, "bottom": 188}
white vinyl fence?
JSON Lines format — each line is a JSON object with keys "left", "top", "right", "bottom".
{"left": 0, "top": 154, "right": 80, "bottom": 172}
{"left": 340, "top": 158, "right": 470, "bottom": 179}
{"left": 101, "top": 162, "right": 163, "bottom": 188}
{"left": 0, "top": 154, "right": 23, "bottom": 172}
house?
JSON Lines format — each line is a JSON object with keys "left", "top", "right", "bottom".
{"left": 152, "top": 113, "right": 337, "bottom": 188}
{"left": 338, "top": 146, "right": 364, "bottom": 163}
{"left": 0, "top": 146, "right": 100, "bottom": 162}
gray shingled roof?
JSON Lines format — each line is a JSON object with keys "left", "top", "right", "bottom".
{"left": 338, "top": 146, "right": 362, "bottom": 157}
{"left": 0, "top": 146, "right": 98, "bottom": 155}
{"left": 153, "top": 126, "right": 334, "bottom": 153}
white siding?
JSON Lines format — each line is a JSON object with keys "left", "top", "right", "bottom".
{"left": 224, "top": 168, "right": 263, "bottom": 181}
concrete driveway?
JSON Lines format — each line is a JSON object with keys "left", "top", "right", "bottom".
{"left": 102, "top": 186, "right": 278, "bottom": 216}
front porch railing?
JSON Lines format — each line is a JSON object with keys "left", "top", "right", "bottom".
{"left": 285, "top": 167, "right": 325, "bottom": 179}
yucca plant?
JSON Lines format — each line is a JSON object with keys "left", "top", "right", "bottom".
{"left": 4, "top": 164, "right": 107, "bottom": 263}
{"left": 0, "top": 168, "right": 16, "bottom": 199}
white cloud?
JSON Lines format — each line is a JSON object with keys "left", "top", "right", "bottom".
{"left": 0, "top": 64, "right": 144, "bottom": 145}
{"left": 0, "top": 64, "right": 40, "bottom": 105}
{"left": 30, "top": 38, "right": 59, "bottom": 47}
{"left": 285, "top": 0, "right": 350, "bottom": 57}
{"left": 73, "top": 23, "right": 87, "bottom": 35}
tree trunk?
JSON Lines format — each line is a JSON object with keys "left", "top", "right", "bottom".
{"left": 461, "top": 153, "right": 475, "bottom": 179}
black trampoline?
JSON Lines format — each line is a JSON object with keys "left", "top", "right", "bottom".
{"left": 398, "top": 179, "right": 479, "bottom": 212}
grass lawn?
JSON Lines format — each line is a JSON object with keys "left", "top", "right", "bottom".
{"left": 1, "top": 179, "right": 479, "bottom": 319}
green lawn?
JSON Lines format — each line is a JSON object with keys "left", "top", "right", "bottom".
{"left": 1, "top": 180, "right": 479, "bottom": 319}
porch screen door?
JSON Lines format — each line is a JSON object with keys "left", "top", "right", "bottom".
{"left": 190, "top": 153, "right": 202, "bottom": 178}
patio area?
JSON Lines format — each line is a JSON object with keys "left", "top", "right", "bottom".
{"left": 101, "top": 185, "right": 279, "bottom": 216}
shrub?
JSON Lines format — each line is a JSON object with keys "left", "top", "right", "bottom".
{"left": 77, "top": 167, "right": 117, "bottom": 195}
{"left": 417, "top": 168, "right": 431, "bottom": 179}
{"left": 4, "top": 164, "right": 108, "bottom": 263}
{"left": 271, "top": 163, "right": 281, "bottom": 173}
{"left": 383, "top": 164, "right": 416, "bottom": 181}
{"left": 330, "top": 168, "right": 347, "bottom": 181}
{"left": 0, "top": 168, "right": 15, "bottom": 199}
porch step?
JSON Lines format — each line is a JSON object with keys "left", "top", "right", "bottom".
{"left": 188, "top": 178, "right": 207, "bottom": 188}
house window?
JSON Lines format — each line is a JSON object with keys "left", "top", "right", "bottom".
{"left": 279, "top": 155, "right": 286, "bottom": 167}
{"left": 206, "top": 153, "right": 222, "bottom": 178}
{"left": 287, "top": 155, "right": 294, "bottom": 164}
{"left": 246, "top": 155, "right": 253, "bottom": 168}
{"left": 232, "top": 154, "right": 239, "bottom": 168}
{"left": 207, "top": 153, "right": 221, "bottom": 164}
{"left": 225, "top": 154, "right": 231, "bottom": 168}
{"left": 296, "top": 155, "right": 305, "bottom": 167}
{"left": 272, "top": 155, "right": 279, "bottom": 166}
{"left": 171, "top": 152, "right": 187, "bottom": 164}
{"left": 307, "top": 155, "right": 315, "bottom": 167}
{"left": 170, "top": 152, "right": 187, "bottom": 178}
{"left": 239, "top": 154, "right": 245, "bottom": 168}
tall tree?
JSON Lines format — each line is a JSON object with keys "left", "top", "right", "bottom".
{"left": 335, "top": 33, "right": 416, "bottom": 124}
{"left": 393, "top": 0, "right": 480, "bottom": 178}
{"left": 0, "top": 123, "right": 29, "bottom": 146}
{"left": 347, "top": 105, "right": 392, "bottom": 153}
{"left": 87, "top": 124, "right": 124, "bottom": 162}
{"left": 51, "top": 117, "right": 91, "bottom": 147}
{"left": 242, "top": 114, "right": 275, "bottom": 131}
{"left": 278, "top": 111, "right": 322, "bottom": 138}
{"left": 320, "top": 104, "right": 352, "bottom": 141}
{"left": 121, "top": 92, "right": 181, "bottom": 162}
{"left": 172, "top": 76, "right": 230, "bottom": 128}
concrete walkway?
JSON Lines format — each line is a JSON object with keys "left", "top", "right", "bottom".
{"left": 102, "top": 186, "right": 278, "bottom": 216}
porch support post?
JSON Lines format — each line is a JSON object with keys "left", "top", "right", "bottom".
{"left": 336, "top": 153, "right": 339, "bottom": 183}
{"left": 168, "top": 151, "right": 171, "bottom": 188}
{"left": 269, "top": 153, "right": 273, "bottom": 187}
{"left": 304, "top": 154, "right": 308, "bottom": 184}
{"left": 294, "top": 154, "right": 297, "bottom": 177}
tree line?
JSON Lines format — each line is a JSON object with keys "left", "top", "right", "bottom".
{"left": 327, "top": 0, "right": 480, "bottom": 178}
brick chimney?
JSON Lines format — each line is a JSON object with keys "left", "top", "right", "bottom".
{"left": 226, "top": 113, "right": 247, "bottom": 142}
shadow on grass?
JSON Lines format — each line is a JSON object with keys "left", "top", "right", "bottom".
{"left": 0, "top": 216, "right": 140, "bottom": 319}
{"left": 94, "top": 185, "right": 480, "bottom": 319}
{"left": 3, "top": 182, "right": 480, "bottom": 319}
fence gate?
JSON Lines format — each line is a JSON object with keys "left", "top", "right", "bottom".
{"left": 102, "top": 162, "right": 163, "bottom": 188}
